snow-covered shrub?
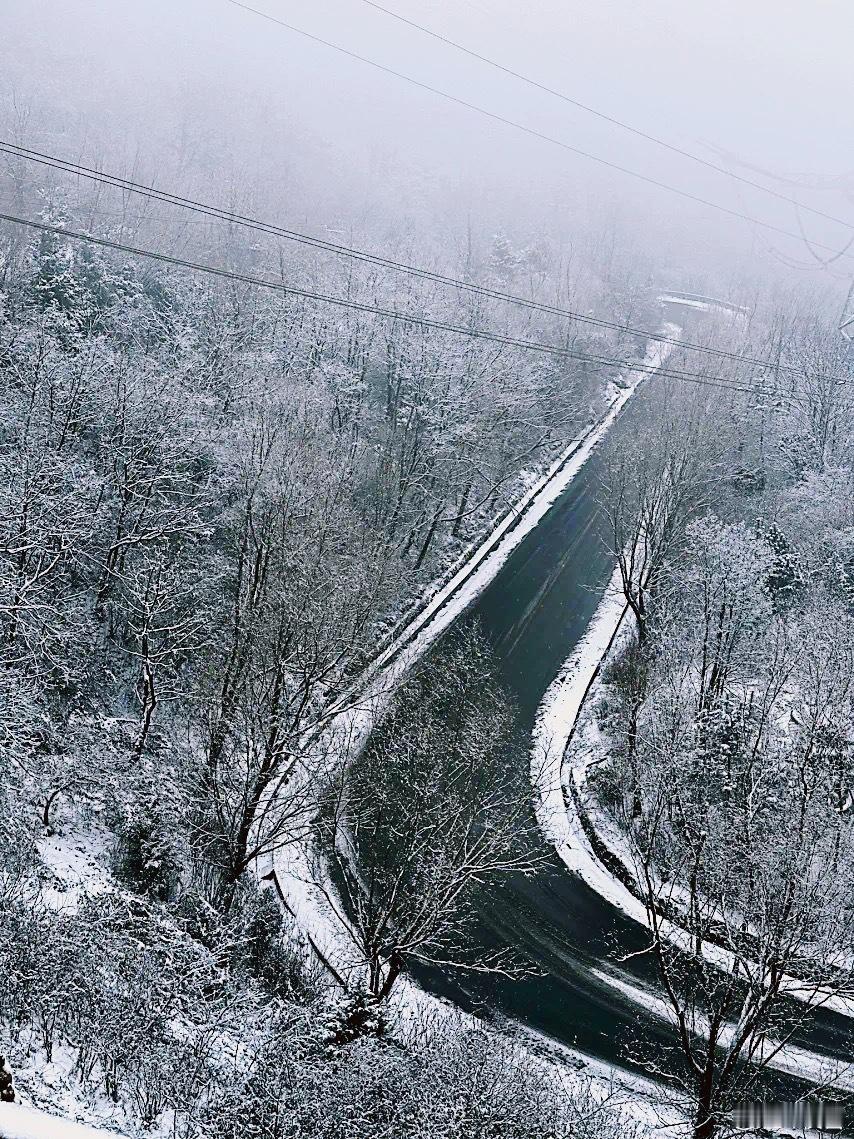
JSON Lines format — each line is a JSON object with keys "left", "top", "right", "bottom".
{"left": 323, "top": 989, "right": 388, "bottom": 1047}
{"left": 197, "top": 1019, "right": 635, "bottom": 1139}
{"left": 112, "top": 791, "right": 183, "bottom": 902}
{"left": 229, "top": 882, "right": 322, "bottom": 999}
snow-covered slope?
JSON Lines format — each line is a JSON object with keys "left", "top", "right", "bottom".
{"left": 0, "top": 1103, "right": 129, "bottom": 1139}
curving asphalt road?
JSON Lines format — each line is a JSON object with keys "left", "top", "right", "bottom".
{"left": 403, "top": 308, "right": 854, "bottom": 1100}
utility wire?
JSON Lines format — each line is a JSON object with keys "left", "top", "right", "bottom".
{"left": 2, "top": 140, "right": 841, "bottom": 384}
{"left": 0, "top": 208, "right": 815, "bottom": 405}
{"left": 357, "top": 0, "right": 854, "bottom": 237}
{"left": 223, "top": 0, "right": 854, "bottom": 263}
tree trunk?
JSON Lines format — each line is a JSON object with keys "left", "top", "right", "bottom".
{"left": 414, "top": 509, "right": 441, "bottom": 569}
{"left": 133, "top": 652, "right": 157, "bottom": 759}
{"left": 452, "top": 483, "right": 471, "bottom": 538}
{"left": 692, "top": 1074, "right": 717, "bottom": 1139}
{"left": 692, "top": 1112, "right": 717, "bottom": 1139}
{"left": 377, "top": 951, "right": 404, "bottom": 1000}
{"left": 42, "top": 786, "right": 64, "bottom": 832}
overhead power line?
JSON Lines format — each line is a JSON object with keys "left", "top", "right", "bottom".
{"left": 223, "top": 0, "right": 854, "bottom": 264}
{"left": 357, "top": 0, "right": 854, "bottom": 237}
{"left": 0, "top": 208, "right": 810, "bottom": 404}
{"left": 2, "top": 140, "right": 842, "bottom": 384}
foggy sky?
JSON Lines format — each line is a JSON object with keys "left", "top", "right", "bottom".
{"left": 2, "top": 0, "right": 853, "bottom": 289}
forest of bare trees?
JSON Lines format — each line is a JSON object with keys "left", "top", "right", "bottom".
{"left": 0, "top": 117, "right": 661, "bottom": 1137}
{"left": 3, "top": 3, "right": 854, "bottom": 1137}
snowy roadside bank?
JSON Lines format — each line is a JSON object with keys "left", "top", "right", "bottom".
{"left": 529, "top": 570, "right": 667, "bottom": 929}
{"left": 531, "top": 561, "right": 629, "bottom": 860}
{"left": 589, "top": 967, "right": 854, "bottom": 1095}
{"left": 529, "top": 556, "right": 854, "bottom": 1058}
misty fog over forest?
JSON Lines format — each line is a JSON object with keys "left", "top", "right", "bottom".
{"left": 0, "top": 3, "right": 853, "bottom": 1138}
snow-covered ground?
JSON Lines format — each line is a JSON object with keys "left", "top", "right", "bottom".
{"left": 6, "top": 823, "right": 139, "bottom": 1139}
{"left": 0, "top": 1103, "right": 129, "bottom": 1139}
{"left": 37, "top": 823, "right": 113, "bottom": 913}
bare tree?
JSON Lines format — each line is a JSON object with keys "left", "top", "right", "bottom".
{"left": 193, "top": 398, "right": 396, "bottom": 907}
{"left": 602, "top": 406, "right": 711, "bottom": 647}
{"left": 118, "top": 545, "right": 206, "bottom": 758}
{"left": 318, "top": 628, "right": 543, "bottom": 1005}
{"left": 609, "top": 605, "right": 854, "bottom": 1139}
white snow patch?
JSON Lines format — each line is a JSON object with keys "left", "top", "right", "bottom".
{"left": 37, "top": 824, "right": 112, "bottom": 912}
{"left": 0, "top": 1103, "right": 129, "bottom": 1139}
{"left": 658, "top": 295, "right": 713, "bottom": 311}
{"left": 532, "top": 563, "right": 628, "bottom": 848}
